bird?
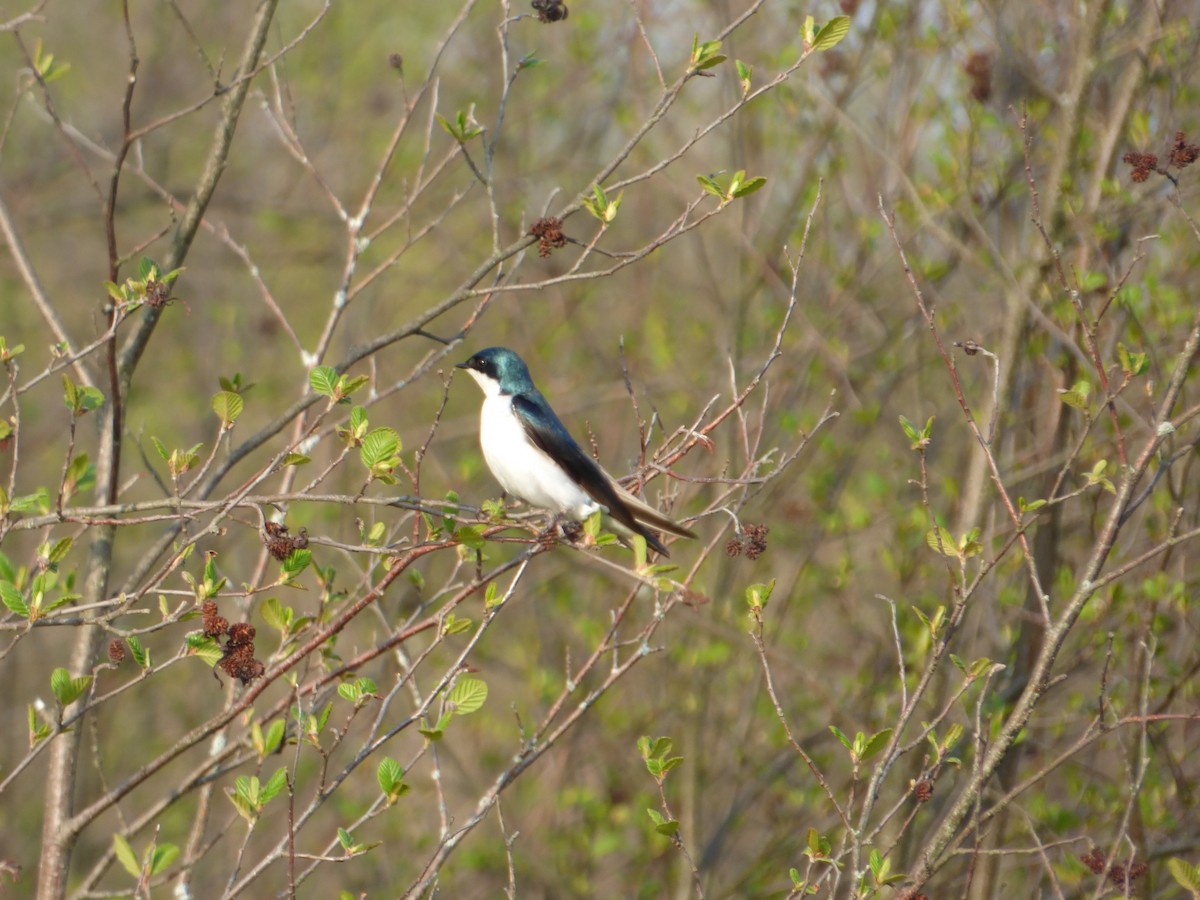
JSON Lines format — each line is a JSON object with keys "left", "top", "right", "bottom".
{"left": 456, "top": 346, "right": 695, "bottom": 556}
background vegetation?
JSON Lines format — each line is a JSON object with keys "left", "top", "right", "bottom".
{"left": 1, "top": 0, "right": 1198, "bottom": 897}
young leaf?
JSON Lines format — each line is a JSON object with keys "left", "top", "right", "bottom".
{"left": 697, "top": 174, "right": 725, "bottom": 198}
{"left": 28, "top": 703, "right": 51, "bottom": 746}
{"left": 829, "top": 725, "right": 853, "bottom": 752}
{"left": 50, "top": 667, "right": 92, "bottom": 707}
{"left": 736, "top": 59, "right": 752, "bottom": 93}
{"left": 126, "top": 635, "right": 149, "bottom": 669}
{"left": 446, "top": 676, "right": 488, "bottom": 715}
{"left": 211, "top": 390, "right": 244, "bottom": 427}
{"left": 149, "top": 843, "right": 179, "bottom": 875}
{"left": 113, "top": 834, "right": 140, "bottom": 877}
{"left": 280, "top": 548, "right": 312, "bottom": 582}
{"left": 309, "top": 366, "right": 339, "bottom": 398}
{"left": 46, "top": 536, "right": 73, "bottom": 565}
{"left": 730, "top": 175, "right": 767, "bottom": 198}
{"left": 262, "top": 719, "right": 286, "bottom": 755}
{"left": 260, "top": 767, "right": 289, "bottom": 805}
{"left": 811, "top": 16, "right": 851, "bottom": 52}
{"left": 261, "top": 597, "right": 293, "bottom": 633}
{"left": 1057, "top": 379, "right": 1092, "bottom": 410}
{"left": 1168, "top": 857, "right": 1200, "bottom": 893}
{"left": 441, "top": 613, "right": 473, "bottom": 636}
{"left": 360, "top": 427, "right": 402, "bottom": 475}
{"left": 646, "top": 808, "right": 680, "bottom": 835}
{"left": 925, "top": 525, "right": 957, "bottom": 558}
{"left": 859, "top": 728, "right": 892, "bottom": 761}
{"left": 744, "top": 579, "right": 775, "bottom": 612}
{"left": 454, "top": 524, "right": 486, "bottom": 551}
{"left": 0, "top": 580, "right": 29, "bottom": 618}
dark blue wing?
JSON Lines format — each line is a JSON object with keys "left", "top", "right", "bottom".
{"left": 511, "top": 392, "right": 669, "bottom": 555}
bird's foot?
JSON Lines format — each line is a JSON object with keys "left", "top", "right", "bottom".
{"left": 535, "top": 516, "right": 583, "bottom": 550}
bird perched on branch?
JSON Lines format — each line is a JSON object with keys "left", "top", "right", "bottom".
{"left": 457, "top": 346, "right": 695, "bottom": 556}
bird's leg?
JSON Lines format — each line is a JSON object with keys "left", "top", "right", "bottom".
{"left": 535, "top": 515, "right": 583, "bottom": 550}
{"left": 558, "top": 518, "right": 584, "bottom": 545}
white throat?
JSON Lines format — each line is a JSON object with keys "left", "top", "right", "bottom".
{"left": 465, "top": 368, "right": 503, "bottom": 398}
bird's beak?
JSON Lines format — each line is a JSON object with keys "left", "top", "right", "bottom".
{"left": 455, "top": 361, "right": 470, "bottom": 370}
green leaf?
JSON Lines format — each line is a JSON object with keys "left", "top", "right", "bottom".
{"left": 1168, "top": 857, "right": 1200, "bottom": 893}
{"left": 1083, "top": 459, "right": 1116, "bottom": 494}
{"left": 236, "top": 775, "right": 260, "bottom": 808}
{"left": 0, "top": 580, "right": 29, "bottom": 618}
{"left": 377, "top": 756, "right": 402, "bottom": 792}
{"left": 9, "top": 487, "right": 50, "bottom": 514}
{"left": 447, "top": 676, "right": 488, "bottom": 715}
{"left": 419, "top": 710, "right": 453, "bottom": 741}
{"left": 151, "top": 436, "right": 169, "bottom": 461}
{"left": 340, "top": 374, "right": 369, "bottom": 398}
{"left": 441, "top": 613, "right": 473, "bottom": 636}
{"left": 736, "top": 59, "right": 752, "bottom": 93}
{"left": 697, "top": 174, "right": 725, "bottom": 198}
{"left": 730, "top": 176, "right": 767, "bottom": 198}
{"left": 46, "top": 536, "right": 73, "bottom": 565}
{"left": 309, "top": 366, "right": 339, "bottom": 398}
{"left": 968, "top": 657, "right": 996, "bottom": 679}
{"left": 925, "top": 525, "right": 957, "bottom": 558}
{"left": 1117, "top": 342, "right": 1149, "bottom": 376}
{"left": 1058, "top": 379, "right": 1092, "bottom": 410}
{"left": 829, "top": 725, "right": 853, "bottom": 752}
{"left": 959, "top": 527, "right": 983, "bottom": 558}
{"left": 62, "top": 374, "right": 77, "bottom": 411}
{"left": 186, "top": 633, "right": 223, "bottom": 668}
{"left": 646, "top": 808, "right": 680, "bottom": 835}
{"left": 263, "top": 719, "right": 286, "bottom": 755}
{"left": 211, "top": 390, "right": 244, "bottom": 427}
{"left": 280, "top": 548, "right": 311, "bottom": 581}
{"left": 28, "top": 703, "right": 51, "bottom": 745}
{"left": 261, "top": 597, "right": 293, "bottom": 633}
{"left": 282, "top": 452, "right": 311, "bottom": 466}
{"left": 360, "top": 427, "right": 402, "bottom": 475}
{"left": 75, "top": 386, "right": 104, "bottom": 414}
{"left": 0, "top": 337, "right": 26, "bottom": 361}
{"left": 744, "top": 579, "right": 775, "bottom": 612}
{"left": 377, "top": 757, "right": 410, "bottom": 803}
{"left": 454, "top": 524, "right": 485, "bottom": 551}
{"left": 860, "top": 728, "right": 892, "bottom": 761}
{"left": 126, "top": 635, "right": 149, "bottom": 669}
{"left": 113, "top": 834, "right": 140, "bottom": 877}
{"left": 149, "top": 843, "right": 179, "bottom": 875}
{"left": 260, "top": 767, "right": 288, "bottom": 804}
{"left": 60, "top": 381, "right": 104, "bottom": 415}
{"left": 811, "top": 16, "right": 851, "bottom": 51}
{"left": 899, "top": 414, "right": 934, "bottom": 450}
{"left": 484, "top": 582, "right": 502, "bottom": 609}
{"left": 50, "top": 667, "right": 92, "bottom": 706}
{"left": 689, "top": 35, "right": 726, "bottom": 72}
{"left": 437, "top": 106, "right": 484, "bottom": 142}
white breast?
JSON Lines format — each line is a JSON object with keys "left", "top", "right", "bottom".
{"left": 479, "top": 394, "right": 597, "bottom": 518}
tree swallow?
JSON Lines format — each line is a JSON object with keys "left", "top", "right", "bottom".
{"left": 457, "top": 347, "right": 695, "bottom": 556}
